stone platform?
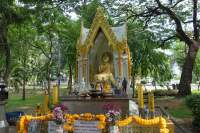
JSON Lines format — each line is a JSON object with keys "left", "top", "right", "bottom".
{"left": 60, "top": 96, "right": 136, "bottom": 117}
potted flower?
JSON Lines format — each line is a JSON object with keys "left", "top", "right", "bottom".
{"left": 103, "top": 104, "right": 121, "bottom": 133}
{"left": 52, "top": 104, "right": 68, "bottom": 133}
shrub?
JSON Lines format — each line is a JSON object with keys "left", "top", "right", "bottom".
{"left": 143, "top": 89, "right": 177, "bottom": 97}
{"left": 185, "top": 94, "right": 200, "bottom": 131}
{"left": 153, "top": 89, "right": 178, "bottom": 97}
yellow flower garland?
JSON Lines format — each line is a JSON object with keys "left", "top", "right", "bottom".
{"left": 18, "top": 113, "right": 169, "bottom": 133}
{"left": 18, "top": 113, "right": 106, "bottom": 133}
{"left": 18, "top": 114, "right": 53, "bottom": 133}
{"left": 116, "top": 116, "right": 169, "bottom": 133}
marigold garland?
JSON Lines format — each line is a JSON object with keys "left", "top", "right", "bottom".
{"left": 18, "top": 114, "right": 169, "bottom": 133}
{"left": 18, "top": 113, "right": 106, "bottom": 133}
{"left": 18, "top": 114, "right": 53, "bottom": 133}
{"left": 116, "top": 116, "right": 169, "bottom": 133}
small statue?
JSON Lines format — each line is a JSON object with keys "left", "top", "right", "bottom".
{"left": 0, "top": 78, "right": 8, "bottom": 100}
{"left": 122, "top": 77, "right": 127, "bottom": 94}
{"left": 35, "top": 103, "right": 42, "bottom": 116}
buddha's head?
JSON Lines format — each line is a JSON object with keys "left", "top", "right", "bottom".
{"left": 102, "top": 52, "right": 111, "bottom": 63}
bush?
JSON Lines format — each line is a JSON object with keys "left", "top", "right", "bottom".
{"left": 143, "top": 89, "right": 177, "bottom": 97}
{"left": 185, "top": 94, "right": 200, "bottom": 131}
{"left": 133, "top": 89, "right": 178, "bottom": 98}
{"left": 153, "top": 89, "right": 178, "bottom": 97}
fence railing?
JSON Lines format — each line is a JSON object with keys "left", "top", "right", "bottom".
{"left": 119, "top": 124, "right": 160, "bottom": 133}
{"left": 116, "top": 116, "right": 170, "bottom": 133}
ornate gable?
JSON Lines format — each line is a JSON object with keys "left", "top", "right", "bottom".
{"left": 77, "top": 7, "right": 128, "bottom": 56}
{"left": 84, "top": 7, "right": 118, "bottom": 49}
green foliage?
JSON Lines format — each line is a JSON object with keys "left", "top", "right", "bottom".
{"left": 151, "top": 89, "right": 177, "bottom": 97}
{"left": 78, "top": 0, "right": 101, "bottom": 28}
{"left": 58, "top": 19, "right": 80, "bottom": 70}
{"left": 128, "top": 22, "right": 172, "bottom": 83}
{"left": 185, "top": 94, "right": 200, "bottom": 130}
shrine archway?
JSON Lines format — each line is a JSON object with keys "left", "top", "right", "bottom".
{"left": 88, "top": 28, "right": 114, "bottom": 82}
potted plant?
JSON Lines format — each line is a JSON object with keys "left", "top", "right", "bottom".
{"left": 103, "top": 104, "right": 121, "bottom": 133}
{"left": 52, "top": 104, "right": 68, "bottom": 133}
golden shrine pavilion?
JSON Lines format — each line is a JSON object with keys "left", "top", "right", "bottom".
{"left": 76, "top": 7, "right": 131, "bottom": 95}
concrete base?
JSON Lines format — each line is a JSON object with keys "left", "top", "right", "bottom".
{"left": 0, "top": 101, "right": 9, "bottom": 133}
{"left": 60, "top": 96, "right": 136, "bottom": 117}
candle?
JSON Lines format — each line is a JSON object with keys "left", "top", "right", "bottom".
{"left": 53, "top": 85, "right": 58, "bottom": 105}
{"left": 137, "top": 83, "right": 144, "bottom": 109}
{"left": 44, "top": 90, "right": 49, "bottom": 114}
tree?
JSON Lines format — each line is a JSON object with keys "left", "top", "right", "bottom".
{"left": 174, "top": 40, "right": 200, "bottom": 83}
{"left": 8, "top": 22, "right": 38, "bottom": 100}
{"left": 128, "top": 22, "right": 172, "bottom": 90}
{"left": 32, "top": 16, "right": 58, "bottom": 94}
{"left": 57, "top": 19, "right": 80, "bottom": 94}
{"left": 0, "top": 0, "right": 25, "bottom": 83}
{"left": 113, "top": 0, "right": 200, "bottom": 96}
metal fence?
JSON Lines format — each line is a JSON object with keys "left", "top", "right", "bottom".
{"left": 119, "top": 124, "right": 160, "bottom": 133}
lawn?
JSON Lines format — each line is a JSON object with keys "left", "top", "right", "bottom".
{"left": 6, "top": 90, "right": 45, "bottom": 112}
{"left": 156, "top": 97, "right": 193, "bottom": 118}
{"left": 156, "top": 90, "right": 200, "bottom": 119}
{"left": 192, "top": 90, "right": 200, "bottom": 94}
{"left": 167, "top": 101, "right": 192, "bottom": 118}
{"left": 5, "top": 86, "right": 68, "bottom": 112}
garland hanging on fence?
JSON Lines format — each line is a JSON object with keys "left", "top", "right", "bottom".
{"left": 18, "top": 113, "right": 169, "bottom": 133}
{"left": 18, "top": 114, "right": 53, "bottom": 133}
{"left": 18, "top": 113, "right": 106, "bottom": 133}
{"left": 116, "top": 116, "right": 169, "bottom": 133}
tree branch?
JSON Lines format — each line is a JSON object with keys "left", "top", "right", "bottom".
{"left": 183, "top": 19, "right": 200, "bottom": 24}
{"left": 161, "top": 35, "right": 176, "bottom": 45}
{"left": 171, "top": 0, "right": 184, "bottom": 8}
{"left": 31, "top": 44, "right": 50, "bottom": 59}
{"left": 155, "top": 0, "right": 193, "bottom": 45}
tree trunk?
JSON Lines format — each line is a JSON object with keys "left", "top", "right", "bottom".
{"left": 0, "top": 25, "right": 10, "bottom": 84}
{"left": 178, "top": 43, "right": 199, "bottom": 96}
{"left": 68, "top": 64, "right": 73, "bottom": 94}
{"left": 22, "top": 78, "right": 26, "bottom": 100}
{"left": 47, "top": 62, "right": 51, "bottom": 95}
{"left": 3, "top": 41, "right": 10, "bottom": 84}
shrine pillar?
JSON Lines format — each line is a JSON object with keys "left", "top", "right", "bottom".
{"left": 118, "top": 50, "right": 122, "bottom": 79}
{"left": 77, "top": 56, "right": 83, "bottom": 84}
{"left": 113, "top": 51, "right": 119, "bottom": 79}
{"left": 84, "top": 56, "right": 90, "bottom": 89}
{"left": 122, "top": 52, "right": 132, "bottom": 96}
{"left": 122, "top": 53, "right": 128, "bottom": 80}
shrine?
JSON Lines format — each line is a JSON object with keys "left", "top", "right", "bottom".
{"left": 75, "top": 7, "right": 131, "bottom": 96}
{"left": 60, "top": 7, "right": 134, "bottom": 115}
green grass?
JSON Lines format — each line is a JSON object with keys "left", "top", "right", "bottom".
{"left": 6, "top": 92, "right": 44, "bottom": 111}
{"left": 167, "top": 99, "right": 193, "bottom": 118}
{"left": 5, "top": 87, "right": 68, "bottom": 112}
{"left": 192, "top": 90, "right": 200, "bottom": 94}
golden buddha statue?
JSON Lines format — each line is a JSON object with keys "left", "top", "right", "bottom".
{"left": 94, "top": 52, "right": 115, "bottom": 93}
{"left": 95, "top": 52, "right": 114, "bottom": 82}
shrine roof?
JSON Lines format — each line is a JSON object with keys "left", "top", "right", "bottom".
{"left": 81, "top": 27, "right": 90, "bottom": 44}
{"left": 80, "top": 23, "right": 127, "bottom": 44}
